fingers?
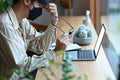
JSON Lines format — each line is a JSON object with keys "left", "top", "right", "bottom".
{"left": 44, "top": 3, "right": 58, "bottom": 25}
{"left": 58, "top": 33, "right": 69, "bottom": 39}
{"left": 58, "top": 33, "right": 70, "bottom": 44}
{"left": 44, "top": 3, "right": 58, "bottom": 16}
{"left": 54, "top": 34, "right": 70, "bottom": 51}
{"left": 45, "top": 4, "right": 56, "bottom": 11}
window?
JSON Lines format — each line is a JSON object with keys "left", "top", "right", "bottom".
{"left": 101, "top": 0, "right": 120, "bottom": 79}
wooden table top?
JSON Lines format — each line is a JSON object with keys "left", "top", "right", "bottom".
{"left": 35, "top": 16, "right": 116, "bottom": 80}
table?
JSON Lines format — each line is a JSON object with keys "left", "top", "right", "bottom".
{"left": 61, "top": 0, "right": 101, "bottom": 33}
{"left": 35, "top": 16, "right": 116, "bottom": 80}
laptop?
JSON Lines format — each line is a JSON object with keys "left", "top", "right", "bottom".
{"left": 63, "top": 24, "right": 106, "bottom": 61}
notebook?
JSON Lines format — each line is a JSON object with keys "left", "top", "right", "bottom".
{"left": 63, "top": 24, "right": 106, "bottom": 61}
{"left": 49, "top": 42, "right": 81, "bottom": 51}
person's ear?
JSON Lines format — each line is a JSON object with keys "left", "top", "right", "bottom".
{"left": 24, "top": 0, "right": 31, "bottom": 6}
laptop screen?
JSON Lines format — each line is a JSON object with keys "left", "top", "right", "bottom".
{"left": 94, "top": 24, "right": 106, "bottom": 56}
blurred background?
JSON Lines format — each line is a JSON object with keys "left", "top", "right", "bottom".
{"left": 33, "top": 0, "right": 120, "bottom": 79}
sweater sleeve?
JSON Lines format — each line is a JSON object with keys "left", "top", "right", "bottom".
{"left": 0, "top": 20, "right": 57, "bottom": 73}
{"left": 27, "top": 23, "right": 56, "bottom": 54}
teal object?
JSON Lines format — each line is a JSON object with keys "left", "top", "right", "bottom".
{"left": 78, "top": 25, "right": 86, "bottom": 32}
{"left": 0, "top": 0, "right": 13, "bottom": 12}
{"left": 73, "top": 25, "right": 93, "bottom": 45}
{"left": 86, "top": 28, "right": 93, "bottom": 37}
{"left": 78, "top": 30, "right": 87, "bottom": 38}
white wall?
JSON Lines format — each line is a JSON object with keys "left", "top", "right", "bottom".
{"left": 32, "top": 0, "right": 90, "bottom": 25}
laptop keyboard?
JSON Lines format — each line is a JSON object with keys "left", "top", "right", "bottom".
{"left": 78, "top": 50, "right": 93, "bottom": 59}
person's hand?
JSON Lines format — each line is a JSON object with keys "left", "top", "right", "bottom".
{"left": 54, "top": 33, "right": 70, "bottom": 52}
{"left": 44, "top": 3, "right": 58, "bottom": 25}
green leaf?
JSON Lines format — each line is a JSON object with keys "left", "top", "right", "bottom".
{"left": 9, "top": 68, "right": 34, "bottom": 79}
{"left": 83, "top": 74, "right": 88, "bottom": 80}
{"left": 49, "top": 59, "right": 55, "bottom": 64}
{"left": 117, "top": 20, "right": 120, "bottom": 31}
{"left": 0, "top": 0, "right": 13, "bottom": 12}
{"left": 56, "top": 50, "right": 65, "bottom": 55}
{"left": 0, "top": 77, "right": 7, "bottom": 80}
{"left": 62, "top": 75, "right": 75, "bottom": 80}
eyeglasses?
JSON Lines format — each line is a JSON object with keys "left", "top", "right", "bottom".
{"left": 55, "top": 16, "right": 74, "bottom": 38}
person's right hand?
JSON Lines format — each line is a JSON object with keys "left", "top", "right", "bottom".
{"left": 44, "top": 3, "right": 58, "bottom": 26}
{"left": 54, "top": 33, "right": 70, "bottom": 52}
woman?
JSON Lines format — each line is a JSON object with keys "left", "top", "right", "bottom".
{"left": 0, "top": 0, "right": 69, "bottom": 79}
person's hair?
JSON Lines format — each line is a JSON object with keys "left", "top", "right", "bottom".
{"left": 31, "top": 0, "right": 36, "bottom": 3}
{"left": 12, "top": 0, "right": 36, "bottom": 4}
{"left": 12, "top": 0, "right": 20, "bottom": 4}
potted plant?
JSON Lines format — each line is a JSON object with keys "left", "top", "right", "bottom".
{"left": 0, "top": 50, "right": 88, "bottom": 80}
{"left": 39, "top": 50, "right": 88, "bottom": 80}
{"left": 0, "top": 0, "right": 13, "bottom": 12}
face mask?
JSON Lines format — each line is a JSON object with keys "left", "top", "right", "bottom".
{"left": 28, "top": 0, "right": 51, "bottom": 20}
{"left": 28, "top": 7, "right": 42, "bottom": 20}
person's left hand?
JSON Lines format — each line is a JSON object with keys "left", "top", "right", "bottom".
{"left": 44, "top": 3, "right": 58, "bottom": 25}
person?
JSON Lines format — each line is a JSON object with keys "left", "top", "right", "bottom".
{"left": 0, "top": 0, "right": 70, "bottom": 79}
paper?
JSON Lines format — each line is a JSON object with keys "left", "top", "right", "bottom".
{"left": 49, "top": 42, "right": 81, "bottom": 51}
